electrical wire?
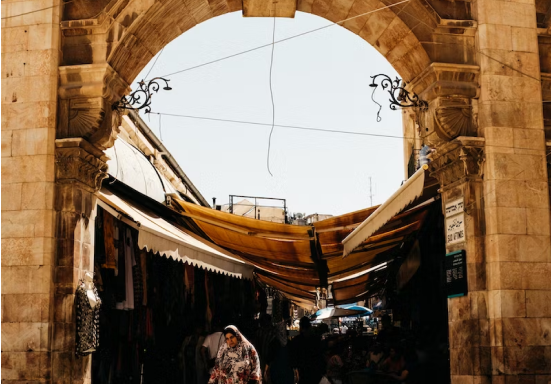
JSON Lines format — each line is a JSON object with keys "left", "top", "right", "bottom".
{"left": 398, "top": 7, "right": 543, "bottom": 83}
{"left": 1, "top": 0, "right": 74, "bottom": 19}
{"left": 144, "top": 47, "right": 165, "bottom": 80}
{"left": 151, "top": 0, "right": 411, "bottom": 81}
{"left": 147, "top": 111, "right": 412, "bottom": 140}
{"left": 147, "top": 111, "right": 551, "bottom": 153}
{"left": 267, "top": 17, "right": 277, "bottom": 177}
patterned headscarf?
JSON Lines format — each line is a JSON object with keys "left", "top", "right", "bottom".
{"left": 208, "top": 325, "right": 262, "bottom": 384}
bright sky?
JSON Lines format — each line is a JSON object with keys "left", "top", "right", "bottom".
{"left": 133, "top": 11, "right": 406, "bottom": 216}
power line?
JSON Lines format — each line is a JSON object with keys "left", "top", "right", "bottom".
{"left": 267, "top": 17, "right": 277, "bottom": 177}
{"left": 144, "top": 47, "right": 165, "bottom": 80}
{"left": 152, "top": 0, "right": 411, "bottom": 80}
{"left": 147, "top": 111, "right": 412, "bottom": 140}
{"left": 398, "top": 7, "right": 544, "bottom": 83}
{"left": 147, "top": 111, "right": 551, "bottom": 152}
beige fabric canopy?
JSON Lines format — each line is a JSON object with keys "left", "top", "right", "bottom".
{"left": 342, "top": 165, "right": 430, "bottom": 257}
{"left": 172, "top": 172, "right": 438, "bottom": 305}
{"left": 98, "top": 189, "right": 254, "bottom": 279}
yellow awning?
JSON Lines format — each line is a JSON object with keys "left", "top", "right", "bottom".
{"left": 98, "top": 189, "right": 254, "bottom": 279}
{"left": 342, "top": 165, "right": 430, "bottom": 257}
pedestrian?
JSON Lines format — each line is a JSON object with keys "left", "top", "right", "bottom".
{"left": 289, "top": 317, "right": 325, "bottom": 384}
{"left": 208, "top": 325, "right": 262, "bottom": 384}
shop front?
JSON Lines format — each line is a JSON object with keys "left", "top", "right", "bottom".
{"left": 88, "top": 191, "right": 256, "bottom": 383}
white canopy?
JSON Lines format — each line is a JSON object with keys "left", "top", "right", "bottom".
{"left": 98, "top": 189, "right": 254, "bottom": 279}
{"left": 342, "top": 165, "right": 429, "bottom": 257}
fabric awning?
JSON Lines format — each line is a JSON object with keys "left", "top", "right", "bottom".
{"left": 98, "top": 189, "right": 254, "bottom": 279}
{"left": 172, "top": 176, "right": 438, "bottom": 305}
{"left": 342, "top": 165, "right": 430, "bottom": 257}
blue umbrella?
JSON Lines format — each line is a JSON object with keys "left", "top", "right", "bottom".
{"left": 337, "top": 304, "right": 372, "bottom": 317}
{"left": 311, "top": 307, "right": 366, "bottom": 320}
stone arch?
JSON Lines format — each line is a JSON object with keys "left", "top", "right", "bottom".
{"left": 102, "top": 0, "right": 436, "bottom": 86}
{"left": 61, "top": 0, "right": 474, "bottom": 149}
{"left": 66, "top": 2, "right": 443, "bottom": 80}
{"left": 4, "top": 0, "right": 551, "bottom": 383}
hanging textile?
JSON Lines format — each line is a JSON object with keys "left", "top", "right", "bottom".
{"left": 75, "top": 280, "right": 102, "bottom": 356}
{"left": 140, "top": 249, "right": 148, "bottom": 306}
{"left": 185, "top": 263, "right": 195, "bottom": 306}
{"left": 116, "top": 227, "right": 136, "bottom": 310}
{"left": 95, "top": 207, "right": 106, "bottom": 267}
{"left": 133, "top": 241, "right": 144, "bottom": 308}
{"left": 102, "top": 212, "right": 117, "bottom": 269}
{"left": 205, "top": 273, "right": 213, "bottom": 326}
{"left": 114, "top": 222, "right": 126, "bottom": 302}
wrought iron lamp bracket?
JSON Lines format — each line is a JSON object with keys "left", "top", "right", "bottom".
{"left": 112, "top": 77, "right": 172, "bottom": 113}
{"left": 369, "top": 74, "right": 428, "bottom": 122}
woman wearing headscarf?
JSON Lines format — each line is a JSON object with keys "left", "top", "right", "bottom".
{"left": 208, "top": 325, "right": 262, "bottom": 384}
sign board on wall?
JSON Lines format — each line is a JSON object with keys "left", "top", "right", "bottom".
{"left": 445, "top": 250, "right": 468, "bottom": 298}
{"left": 445, "top": 198, "right": 465, "bottom": 245}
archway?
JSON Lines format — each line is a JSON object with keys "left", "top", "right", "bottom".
{"left": 2, "top": 0, "right": 550, "bottom": 383}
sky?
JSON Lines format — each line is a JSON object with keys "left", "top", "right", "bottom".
{"left": 133, "top": 11, "right": 406, "bottom": 217}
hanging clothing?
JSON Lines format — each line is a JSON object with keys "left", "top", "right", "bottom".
{"left": 75, "top": 280, "right": 102, "bottom": 356}
{"left": 95, "top": 207, "right": 107, "bottom": 267}
{"left": 140, "top": 249, "right": 148, "bottom": 306}
{"left": 114, "top": 222, "right": 126, "bottom": 302}
{"left": 205, "top": 273, "right": 213, "bottom": 326}
{"left": 102, "top": 212, "right": 117, "bottom": 269}
{"left": 132, "top": 242, "right": 143, "bottom": 308}
{"left": 208, "top": 325, "right": 262, "bottom": 384}
{"left": 116, "top": 227, "right": 136, "bottom": 310}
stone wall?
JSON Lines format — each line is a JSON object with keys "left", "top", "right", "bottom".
{"left": 476, "top": 0, "right": 551, "bottom": 381}
{"left": 2, "top": 0, "right": 61, "bottom": 381}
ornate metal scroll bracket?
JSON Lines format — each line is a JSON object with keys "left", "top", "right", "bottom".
{"left": 369, "top": 74, "right": 429, "bottom": 122}
{"left": 112, "top": 77, "right": 172, "bottom": 113}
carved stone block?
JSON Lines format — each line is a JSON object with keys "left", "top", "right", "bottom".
{"left": 421, "top": 96, "right": 478, "bottom": 146}
{"left": 58, "top": 64, "right": 128, "bottom": 150}
{"left": 54, "top": 138, "right": 108, "bottom": 193}
{"left": 428, "top": 137, "right": 485, "bottom": 190}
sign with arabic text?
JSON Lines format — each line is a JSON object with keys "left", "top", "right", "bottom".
{"left": 445, "top": 250, "right": 468, "bottom": 298}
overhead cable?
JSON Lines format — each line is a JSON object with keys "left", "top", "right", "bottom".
{"left": 152, "top": 0, "right": 411, "bottom": 80}
{"left": 147, "top": 111, "right": 411, "bottom": 140}
{"left": 144, "top": 47, "right": 165, "bottom": 80}
{"left": 398, "top": 8, "right": 543, "bottom": 82}
{"left": 267, "top": 17, "right": 277, "bottom": 176}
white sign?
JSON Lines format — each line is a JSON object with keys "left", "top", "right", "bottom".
{"left": 446, "top": 213, "right": 465, "bottom": 245}
{"left": 445, "top": 198, "right": 464, "bottom": 217}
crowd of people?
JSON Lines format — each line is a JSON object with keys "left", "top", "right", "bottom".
{"left": 182, "top": 313, "right": 444, "bottom": 384}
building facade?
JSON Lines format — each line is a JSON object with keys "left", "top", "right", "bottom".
{"left": 2, "top": 0, "right": 551, "bottom": 383}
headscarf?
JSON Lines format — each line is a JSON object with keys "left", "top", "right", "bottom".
{"left": 326, "top": 355, "right": 343, "bottom": 378}
{"left": 208, "top": 325, "right": 262, "bottom": 384}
